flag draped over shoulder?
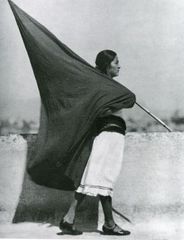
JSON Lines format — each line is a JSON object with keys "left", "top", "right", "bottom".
{"left": 9, "top": 0, "right": 136, "bottom": 190}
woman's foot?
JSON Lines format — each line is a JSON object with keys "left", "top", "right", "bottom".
{"left": 59, "top": 219, "right": 83, "bottom": 235}
{"left": 102, "top": 223, "right": 131, "bottom": 236}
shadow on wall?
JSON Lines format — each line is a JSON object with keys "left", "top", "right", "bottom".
{"left": 11, "top": 105, "right": 98, "bottom": 231}
{"left": 12, "top": 134, "right": 99, "bottom": 231}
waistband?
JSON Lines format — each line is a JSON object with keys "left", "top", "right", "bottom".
{"left": 95, "top": 115, "right": 126, "bottom": 136}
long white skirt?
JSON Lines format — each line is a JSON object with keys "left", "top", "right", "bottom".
{"left": 76, "top": 131, "right": 125, "bottom": 197}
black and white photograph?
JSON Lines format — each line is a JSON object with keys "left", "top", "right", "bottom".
{"left": 0, "top": 0, "right": 184, "bottom": 239}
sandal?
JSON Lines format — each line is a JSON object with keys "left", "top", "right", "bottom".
{"left": 102, "top": 223, "right": 131, "bottom": 236}
{"left": 59, "top": 219, "right": 83, "bottom": 235}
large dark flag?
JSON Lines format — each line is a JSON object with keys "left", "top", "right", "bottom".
{"left": 9, "top": 0, "right": 136, "bottom": 190}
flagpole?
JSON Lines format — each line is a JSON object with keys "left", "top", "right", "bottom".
{"left": 135, "top": 102, "right": 173, "bottom": 132}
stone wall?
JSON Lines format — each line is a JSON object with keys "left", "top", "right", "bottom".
{"left": 0, "top": 132, "right": 183, "bottom": 229}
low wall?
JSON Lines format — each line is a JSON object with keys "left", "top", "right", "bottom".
{"left": 0, "top": 135, "right": 27, "bottom": 223}
{"left": 113, "top": 132, "right": 184, "bottom": 224}
{"left": 0, "top": 132, "right": 184, "bottom": 228}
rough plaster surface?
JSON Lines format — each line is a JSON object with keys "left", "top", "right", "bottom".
{"left": 114, "top": 132, "right": 184, "bottom": 207}
{"left": 0, "top": 132, "right": 184, "bottom": 238}
{"left": 0, "top": 135, "right": 27, "bottom": 223}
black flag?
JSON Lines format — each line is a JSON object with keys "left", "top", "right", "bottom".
{"left": 9, "top": 0, "right": 135, "bottom": 190}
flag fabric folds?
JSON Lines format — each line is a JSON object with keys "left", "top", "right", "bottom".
{"left": 9, "top": 0, "right": 136, "bottom": 190}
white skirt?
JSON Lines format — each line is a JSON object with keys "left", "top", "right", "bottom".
{"left": 76, "top": 131, "right": 125, "bottom": 197}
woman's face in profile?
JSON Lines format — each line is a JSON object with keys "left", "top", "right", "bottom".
{"left": 107, "top": 55, "right": 121, "bottom": 78}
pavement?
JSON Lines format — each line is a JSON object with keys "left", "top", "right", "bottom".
{"left": 0, "top": 216, "right": 183, "bottom": 239}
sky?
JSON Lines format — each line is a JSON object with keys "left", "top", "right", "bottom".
{"left": 1, "top": 0, "right": 184, "bottom": 122}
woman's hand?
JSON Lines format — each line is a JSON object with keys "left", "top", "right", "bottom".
{"left": 100, "top": 109, "right": 112, "bottom": 117}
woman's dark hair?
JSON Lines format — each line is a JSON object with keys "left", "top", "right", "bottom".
{"left": 95, "top": 50, "right": 117, "bottom": 74}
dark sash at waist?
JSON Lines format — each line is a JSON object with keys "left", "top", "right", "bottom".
{"left": 95, "top": 115, "right": 126, "bottom": 136}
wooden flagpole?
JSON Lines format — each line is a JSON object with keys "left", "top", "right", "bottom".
{"left": 136, "top": 102, "right": 173, "bottom": 132}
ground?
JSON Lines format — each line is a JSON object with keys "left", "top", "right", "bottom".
{"left": 0, "top": 216, "right": 183, "bottom": 239}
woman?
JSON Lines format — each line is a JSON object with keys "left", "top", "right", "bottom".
{"left": 59, "top": 50, "right": 136, "bottom": 236}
